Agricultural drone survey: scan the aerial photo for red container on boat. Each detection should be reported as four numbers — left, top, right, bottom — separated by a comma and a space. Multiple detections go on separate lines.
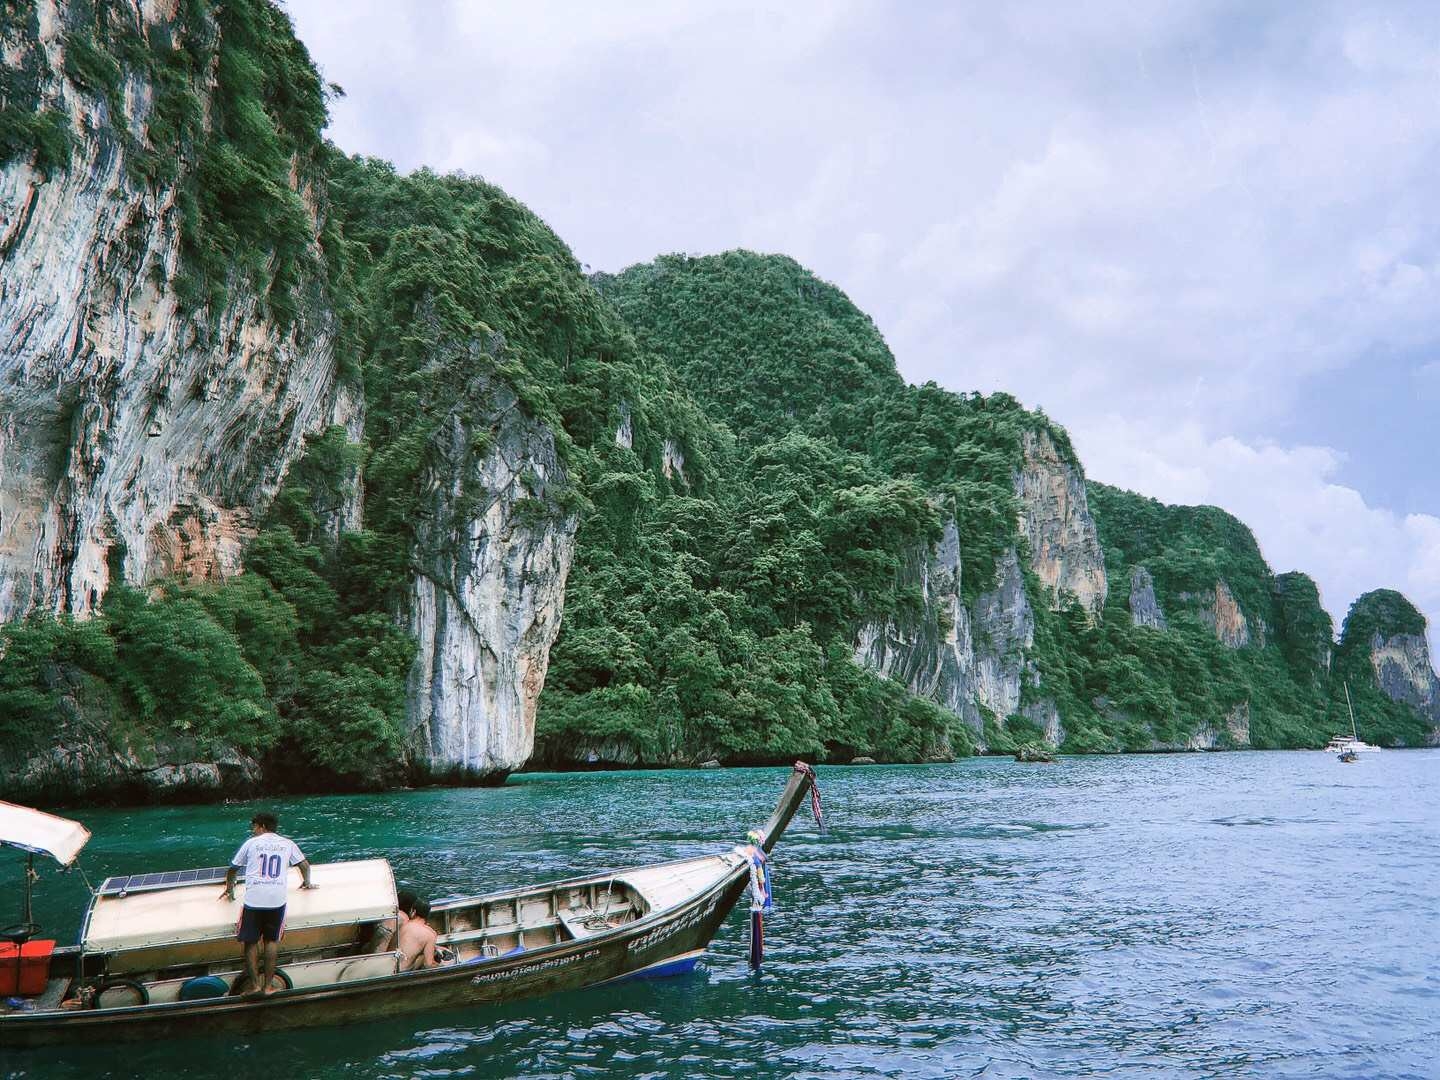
0, 939, 56, 996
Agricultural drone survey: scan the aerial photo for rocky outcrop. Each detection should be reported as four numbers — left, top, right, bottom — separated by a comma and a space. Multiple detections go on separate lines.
0, 1, 347, 621
9, 738, 262, 805
1333, 591, 1440, 745
1015, 429, 1107, 618
405, 373, 579, 782
972, 547, 1037, 721
661, 438, 687, 484
1020, 699, 1064, 746
1186, 580, 1252, 648
854, 528, 1042, 752
1182, 701, 1252, 750
853, 518, 982, 746
0, 676, 262, 805
614, 403, 634, 450
1368, 632, 1440, 740
1128, 566, 1167, 629
1224, 701, 1252, 746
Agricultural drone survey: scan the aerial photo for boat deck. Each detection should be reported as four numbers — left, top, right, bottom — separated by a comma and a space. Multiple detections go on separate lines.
621, 854, 743, 910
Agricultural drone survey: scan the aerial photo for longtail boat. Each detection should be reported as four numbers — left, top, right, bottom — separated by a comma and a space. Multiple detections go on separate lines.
0, 763, 823, 1048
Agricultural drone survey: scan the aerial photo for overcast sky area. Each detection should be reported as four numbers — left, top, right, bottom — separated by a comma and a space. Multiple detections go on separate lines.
286, 0, 1440, 643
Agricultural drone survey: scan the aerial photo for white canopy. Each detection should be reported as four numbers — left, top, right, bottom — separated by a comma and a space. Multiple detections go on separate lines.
83, 858, 396, 954
0, 800, 91, 866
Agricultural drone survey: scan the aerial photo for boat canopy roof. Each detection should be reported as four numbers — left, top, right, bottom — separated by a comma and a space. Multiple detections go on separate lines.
83, 858, 397, 955
0, 801, 91, 866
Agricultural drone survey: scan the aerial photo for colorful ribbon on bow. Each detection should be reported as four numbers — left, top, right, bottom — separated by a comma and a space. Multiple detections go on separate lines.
794, 761, 825, 832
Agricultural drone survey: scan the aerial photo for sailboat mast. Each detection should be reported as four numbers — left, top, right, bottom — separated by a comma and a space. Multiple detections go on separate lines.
1344, 681, 1358, 740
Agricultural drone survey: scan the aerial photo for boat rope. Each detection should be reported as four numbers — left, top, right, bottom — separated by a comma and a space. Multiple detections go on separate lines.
794, 761, 825, 832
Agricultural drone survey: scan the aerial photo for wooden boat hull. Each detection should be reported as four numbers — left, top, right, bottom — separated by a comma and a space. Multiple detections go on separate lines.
1, 763, 819, 1049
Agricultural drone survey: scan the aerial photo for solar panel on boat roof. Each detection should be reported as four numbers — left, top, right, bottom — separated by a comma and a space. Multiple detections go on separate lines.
97, 866, 230, 896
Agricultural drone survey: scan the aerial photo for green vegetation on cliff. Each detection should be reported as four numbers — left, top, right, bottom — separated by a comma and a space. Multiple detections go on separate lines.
596, 252, 904, 442
1054, 484, 1334, 750
598, 252, 1070, 601
538, 430, 963, 765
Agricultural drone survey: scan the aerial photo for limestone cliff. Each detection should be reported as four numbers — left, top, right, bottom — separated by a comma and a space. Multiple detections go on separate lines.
0, 0, 348, 620
403, 371, 578, 782
853, 524, 1042, 752
1179, 702, 1252, 751
853, 517, 981, 746
1366, 631, 1439, 732
0, 2, 588, 799
1016, 429, 1107, 617
971, 547, 1038, 723
1181, 580, 1253, 648
1128, 566, 1166, 629
1272, 571, 1332, 681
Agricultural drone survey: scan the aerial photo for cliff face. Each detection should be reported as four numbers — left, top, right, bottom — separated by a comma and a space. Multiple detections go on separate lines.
850, 426, 1107, 752
0, 3, 588, 799
1367, 631, 1439, 733
853, 517, 981, 746
405, 373, 578, 781
1128, 566, 1167, 629
0, 0, 347, 621
1189, 580, 1253, 649
853, 523, 1045, 751
1016, 429, 1107, 618
971, 547, 1038, 723
1272, 571, 1332, 681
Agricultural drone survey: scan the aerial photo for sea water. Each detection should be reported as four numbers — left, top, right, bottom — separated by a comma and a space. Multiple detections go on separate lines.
3, 751, 1437, 1078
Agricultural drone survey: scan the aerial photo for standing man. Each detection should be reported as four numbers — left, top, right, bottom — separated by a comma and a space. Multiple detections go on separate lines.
221, 812, 315, 996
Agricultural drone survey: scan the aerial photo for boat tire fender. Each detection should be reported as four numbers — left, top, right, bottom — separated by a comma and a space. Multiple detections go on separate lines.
95, 978, 149, 1009
178, 975, 230, 1002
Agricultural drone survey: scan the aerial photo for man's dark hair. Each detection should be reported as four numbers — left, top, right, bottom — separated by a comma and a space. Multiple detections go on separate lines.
414, 899, 432, 920
397, 889, 418, 916
251, 812, 278, 832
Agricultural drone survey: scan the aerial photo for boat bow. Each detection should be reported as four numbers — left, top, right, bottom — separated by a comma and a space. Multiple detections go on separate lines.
758, 762, 824, 853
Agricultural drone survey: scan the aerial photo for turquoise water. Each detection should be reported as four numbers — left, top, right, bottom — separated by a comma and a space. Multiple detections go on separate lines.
3, 751, 1439, 1078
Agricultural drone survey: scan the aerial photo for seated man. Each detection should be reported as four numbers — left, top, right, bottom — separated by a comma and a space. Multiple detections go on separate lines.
397, 899, 439, 971
369, 890, 418, 953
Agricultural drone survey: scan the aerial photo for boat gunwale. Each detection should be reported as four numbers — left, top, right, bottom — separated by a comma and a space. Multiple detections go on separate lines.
429, 849, 742, 911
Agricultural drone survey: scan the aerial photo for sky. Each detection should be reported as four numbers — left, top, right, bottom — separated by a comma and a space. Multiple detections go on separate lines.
284, 0, 1440, 643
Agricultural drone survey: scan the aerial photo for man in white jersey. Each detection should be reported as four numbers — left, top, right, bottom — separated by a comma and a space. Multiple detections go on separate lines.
220, 812, 315, 996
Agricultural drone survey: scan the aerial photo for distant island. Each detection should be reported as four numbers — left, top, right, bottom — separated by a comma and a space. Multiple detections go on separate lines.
2, 0, 1436, 805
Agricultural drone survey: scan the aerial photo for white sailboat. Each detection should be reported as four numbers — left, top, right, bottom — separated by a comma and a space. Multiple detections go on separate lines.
1325, 682, 1380, 755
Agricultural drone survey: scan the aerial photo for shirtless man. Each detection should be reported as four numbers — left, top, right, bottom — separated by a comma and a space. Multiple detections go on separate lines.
397, 899, 438, 971
369, 889, 418, 953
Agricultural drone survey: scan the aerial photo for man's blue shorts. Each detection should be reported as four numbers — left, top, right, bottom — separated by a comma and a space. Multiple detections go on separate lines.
236, 904, 286, 944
